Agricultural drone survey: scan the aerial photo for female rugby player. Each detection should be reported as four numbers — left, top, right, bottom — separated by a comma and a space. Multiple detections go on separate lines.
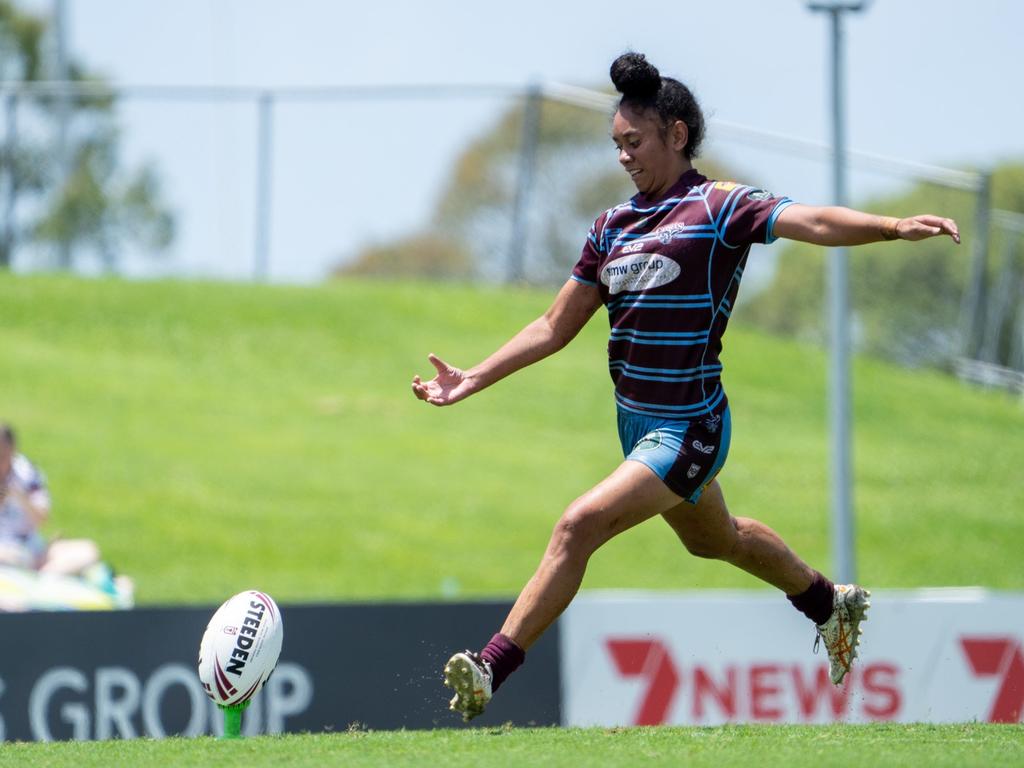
412, 51, 960, 722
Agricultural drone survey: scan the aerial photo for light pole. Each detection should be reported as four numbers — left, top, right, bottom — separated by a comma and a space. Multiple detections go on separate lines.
807, 0, 868, 584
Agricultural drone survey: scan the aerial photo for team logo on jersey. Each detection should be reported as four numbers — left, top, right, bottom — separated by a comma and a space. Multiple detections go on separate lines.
686, 463, 701, 479
654, 222, 687, 245
600, 253, 681, 295
746, 188, 774, 201
714, 181, 739, 192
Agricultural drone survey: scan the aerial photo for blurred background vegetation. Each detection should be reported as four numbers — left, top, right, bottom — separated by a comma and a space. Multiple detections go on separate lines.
0, 0, 1021, 605
0, 0, 173, 273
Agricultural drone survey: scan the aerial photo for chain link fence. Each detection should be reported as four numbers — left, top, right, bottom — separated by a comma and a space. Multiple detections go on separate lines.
1, 80, 1021, 388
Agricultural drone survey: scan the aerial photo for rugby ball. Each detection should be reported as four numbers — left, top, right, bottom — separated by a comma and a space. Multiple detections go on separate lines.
198, 590, 283, 707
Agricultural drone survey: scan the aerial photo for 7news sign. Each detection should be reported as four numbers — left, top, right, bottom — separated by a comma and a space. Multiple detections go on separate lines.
603, 638, 899, 724
561, 590, 1024, 725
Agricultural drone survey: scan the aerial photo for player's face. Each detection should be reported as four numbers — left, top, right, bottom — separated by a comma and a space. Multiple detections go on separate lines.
612, 105, 689, 198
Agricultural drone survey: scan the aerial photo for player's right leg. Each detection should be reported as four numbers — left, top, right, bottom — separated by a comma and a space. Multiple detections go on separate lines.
662, 480, 817, 594
661, 480, 869, 685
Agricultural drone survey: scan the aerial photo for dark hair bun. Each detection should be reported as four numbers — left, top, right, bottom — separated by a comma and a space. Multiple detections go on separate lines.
609, 51, 706, 160
610, 52, 661, 99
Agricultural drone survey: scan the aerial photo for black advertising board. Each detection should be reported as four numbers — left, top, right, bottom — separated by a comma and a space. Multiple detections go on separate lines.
0, 601, 560, 741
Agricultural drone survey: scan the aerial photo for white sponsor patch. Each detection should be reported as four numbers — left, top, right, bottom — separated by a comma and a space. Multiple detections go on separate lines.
600, 253, 680, 295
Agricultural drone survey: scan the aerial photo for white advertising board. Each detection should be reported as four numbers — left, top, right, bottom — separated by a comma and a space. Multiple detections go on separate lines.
561, 589, 1024, 725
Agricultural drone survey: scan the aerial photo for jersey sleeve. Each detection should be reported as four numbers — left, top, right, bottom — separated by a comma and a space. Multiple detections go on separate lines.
718, 185, 795, 246
571, 213, 606, 286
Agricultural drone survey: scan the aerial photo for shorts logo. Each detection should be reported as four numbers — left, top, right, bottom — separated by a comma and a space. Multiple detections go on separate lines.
692, 441, 715, 455
686, 463, 701, 479
635, 431, 663, 451
702, 414, 721, 434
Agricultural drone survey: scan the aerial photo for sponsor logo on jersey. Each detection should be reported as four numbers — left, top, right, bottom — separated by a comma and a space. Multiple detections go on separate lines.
687, 463, 701, 479
601, 253, 681, 294
692, 441, 715, 455
702, 414, 721, 434
714, 181, 739, 192
746, 188, 774, 201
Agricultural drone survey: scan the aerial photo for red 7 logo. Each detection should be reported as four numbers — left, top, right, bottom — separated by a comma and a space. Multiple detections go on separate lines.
606, 638, 680, 725
960, 636, 1024, 723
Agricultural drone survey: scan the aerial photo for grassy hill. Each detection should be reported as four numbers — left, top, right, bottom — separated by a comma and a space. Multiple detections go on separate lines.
0, 274, 1020, 604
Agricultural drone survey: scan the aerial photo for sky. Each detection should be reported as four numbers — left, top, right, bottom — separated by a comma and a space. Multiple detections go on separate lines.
14, 0, 1024, 282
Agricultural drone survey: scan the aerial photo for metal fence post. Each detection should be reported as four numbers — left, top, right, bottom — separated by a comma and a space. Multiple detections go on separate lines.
253, 91, 274, 282
980, 233, 1018, 363
1, 92, 19, 269
960, 170, 992, 359
1012, 278, 1024, 372
507, 84, 542, 283
54, 0, 73, 270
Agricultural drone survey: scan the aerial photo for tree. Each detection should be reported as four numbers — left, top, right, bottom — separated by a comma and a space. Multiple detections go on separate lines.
337, 95, 734, 283
742, 163, 1024, 369
330, 232, 471, 281
0, 0, 173, 270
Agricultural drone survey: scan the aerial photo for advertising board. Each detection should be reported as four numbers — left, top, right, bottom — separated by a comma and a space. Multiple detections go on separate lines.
561, 589, 1023, 725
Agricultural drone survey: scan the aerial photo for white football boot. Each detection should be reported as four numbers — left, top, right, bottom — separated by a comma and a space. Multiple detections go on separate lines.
443, 650, 493, 722
815, 584, 871, 685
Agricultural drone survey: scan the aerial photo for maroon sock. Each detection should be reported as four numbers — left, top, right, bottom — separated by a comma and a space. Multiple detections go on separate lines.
480, 633, 525, 693
787, 571, 835, 625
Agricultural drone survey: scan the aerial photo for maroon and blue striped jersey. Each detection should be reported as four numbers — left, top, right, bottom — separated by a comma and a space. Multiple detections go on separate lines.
572, 168, 794, 419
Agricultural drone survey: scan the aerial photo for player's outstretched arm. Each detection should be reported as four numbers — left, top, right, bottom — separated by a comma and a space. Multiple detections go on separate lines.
773, 204, 960, 247
411, 279, 602, 407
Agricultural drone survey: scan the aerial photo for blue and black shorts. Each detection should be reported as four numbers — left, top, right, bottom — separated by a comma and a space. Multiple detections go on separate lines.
617, 400, 731, 503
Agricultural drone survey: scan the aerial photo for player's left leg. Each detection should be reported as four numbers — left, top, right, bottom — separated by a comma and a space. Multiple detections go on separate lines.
662, 480, 869, 684
445, 459, 684, 721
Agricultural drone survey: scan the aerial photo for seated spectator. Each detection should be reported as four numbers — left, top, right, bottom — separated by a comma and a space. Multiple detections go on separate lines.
0, 423, 132, 604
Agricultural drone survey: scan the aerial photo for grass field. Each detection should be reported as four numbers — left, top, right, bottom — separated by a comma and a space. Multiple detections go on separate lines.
0, 274, 1021, 603
0, 725, 1020, 768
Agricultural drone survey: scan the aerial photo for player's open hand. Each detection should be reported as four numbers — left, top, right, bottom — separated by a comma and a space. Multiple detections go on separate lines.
412, 354, 475, 406
897, 215, 960, 244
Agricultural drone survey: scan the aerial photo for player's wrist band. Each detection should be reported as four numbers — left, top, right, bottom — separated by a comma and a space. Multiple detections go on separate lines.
880, 217, 901, 241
